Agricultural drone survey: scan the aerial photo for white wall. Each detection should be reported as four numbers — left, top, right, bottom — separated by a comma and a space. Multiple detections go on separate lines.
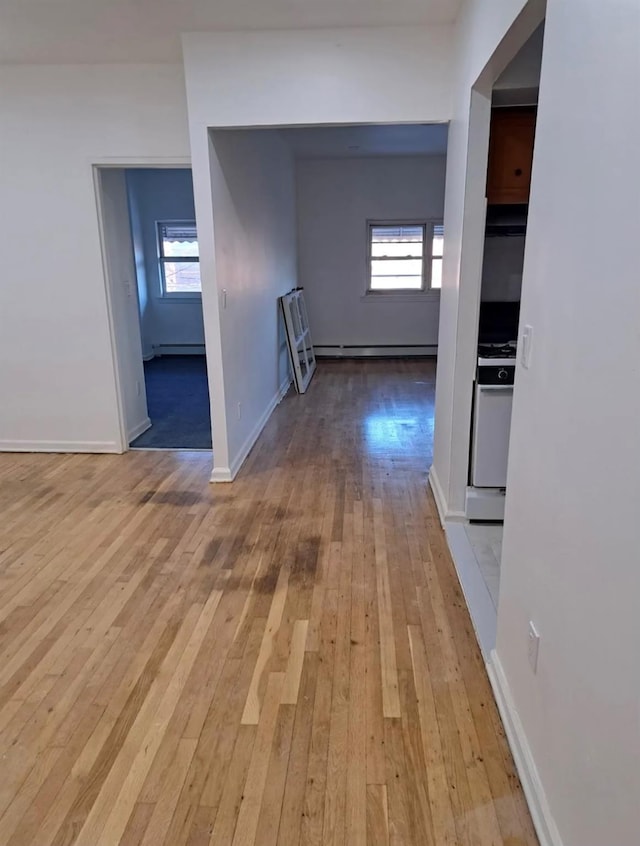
430, 0, 544, 517
97, 169, 149, 442
182, 25, 455, 478
0, 64, 190, 452
182, 27, 454, 128
295, 155, 445, 350
209, 129, 297, 474
495, 1, 640, 843
126, 168, 205, 356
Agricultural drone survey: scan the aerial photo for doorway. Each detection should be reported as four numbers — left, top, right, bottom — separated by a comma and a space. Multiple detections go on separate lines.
95, 165, 212, 452
466, 21, 544, 611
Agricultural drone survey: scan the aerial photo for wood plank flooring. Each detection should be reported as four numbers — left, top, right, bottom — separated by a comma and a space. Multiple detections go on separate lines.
0, 359, 538, 845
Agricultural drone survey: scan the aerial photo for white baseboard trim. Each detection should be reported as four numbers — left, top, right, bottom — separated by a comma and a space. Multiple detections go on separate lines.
127, 416, 151, 443
0, 439, 122, 454
153, 344, 206, 356
428, 465, 447, 526
487, 652, 564, 846
315, 344, 437, 358
428, 465, 466, 525
210, 376, 292, 484
210, 466, 233, 483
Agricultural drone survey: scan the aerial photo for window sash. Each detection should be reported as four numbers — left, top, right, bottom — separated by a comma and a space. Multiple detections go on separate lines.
367, 221, 443, 293
157, 220, 201, 296
367, 222, 426, 292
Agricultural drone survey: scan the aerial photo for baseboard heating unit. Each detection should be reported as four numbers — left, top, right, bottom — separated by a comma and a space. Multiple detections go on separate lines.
314, 345, 437, 358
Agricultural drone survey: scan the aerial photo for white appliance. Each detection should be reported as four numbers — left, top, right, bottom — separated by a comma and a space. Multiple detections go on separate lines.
466, 353, 515, 521
471, 357, 514, 486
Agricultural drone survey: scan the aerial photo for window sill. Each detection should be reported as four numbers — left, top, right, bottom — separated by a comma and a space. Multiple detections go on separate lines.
360, 290, 441, 303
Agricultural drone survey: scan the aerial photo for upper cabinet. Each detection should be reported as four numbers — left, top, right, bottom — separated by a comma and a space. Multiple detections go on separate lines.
486, 107, 537, 205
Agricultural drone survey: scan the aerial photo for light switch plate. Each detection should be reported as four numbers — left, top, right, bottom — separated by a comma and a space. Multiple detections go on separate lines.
528, 621, 540, 673
522, 324, 533, 369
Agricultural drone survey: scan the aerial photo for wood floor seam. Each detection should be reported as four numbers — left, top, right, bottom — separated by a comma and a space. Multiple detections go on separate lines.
0, 360, 538, 846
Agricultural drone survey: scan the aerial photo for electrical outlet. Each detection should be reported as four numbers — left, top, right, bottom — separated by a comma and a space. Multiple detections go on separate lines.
528, 621, 540, 673
222, 289, 227, 309
136, 381, 141, 396
521, 324, 533, 369
237, 402, 242, 420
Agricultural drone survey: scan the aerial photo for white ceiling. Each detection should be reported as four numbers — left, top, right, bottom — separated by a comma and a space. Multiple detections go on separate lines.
280, 123, 449, 158
0, 0, 463, 64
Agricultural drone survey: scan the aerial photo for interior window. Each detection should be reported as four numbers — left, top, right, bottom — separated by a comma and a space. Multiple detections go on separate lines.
158, 222, 201, 296
368, 222, 443, 292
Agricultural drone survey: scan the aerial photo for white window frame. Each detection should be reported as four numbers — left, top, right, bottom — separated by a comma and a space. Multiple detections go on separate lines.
157, 220, 201, 300
365, 219, 443, 299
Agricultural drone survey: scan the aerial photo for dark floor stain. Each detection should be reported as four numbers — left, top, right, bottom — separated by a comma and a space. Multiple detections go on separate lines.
251, 567, 280, 596
139, 490, 204, 507
292, 535, 321, 582
202, 538, 223, 563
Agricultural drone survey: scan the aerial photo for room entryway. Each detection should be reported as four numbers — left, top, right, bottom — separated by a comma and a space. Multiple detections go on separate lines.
95, 164, 213, 454
130, 355, 212, 449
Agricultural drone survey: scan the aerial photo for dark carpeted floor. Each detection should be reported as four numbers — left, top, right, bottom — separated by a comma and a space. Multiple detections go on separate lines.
130, 355, 212, 450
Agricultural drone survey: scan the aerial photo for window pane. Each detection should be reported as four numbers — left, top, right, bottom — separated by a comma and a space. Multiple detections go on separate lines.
371, 258, 423, 278
370, 275, 423, 291
432, 224, 444, 258
163, 261, 202, 294
369, 224, 425, 291
371, 241, 423, 258
160, 223, 199, 258
431, 257, 443, 289
371, 224, 423, 242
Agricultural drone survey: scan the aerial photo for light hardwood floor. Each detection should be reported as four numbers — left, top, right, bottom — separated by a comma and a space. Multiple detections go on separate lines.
0, 360, 538, 845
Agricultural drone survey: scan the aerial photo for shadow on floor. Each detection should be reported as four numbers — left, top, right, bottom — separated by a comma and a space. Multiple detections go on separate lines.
130, 355, 212, 450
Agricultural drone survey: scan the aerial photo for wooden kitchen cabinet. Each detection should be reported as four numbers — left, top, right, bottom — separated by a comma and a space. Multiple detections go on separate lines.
486, 107, 537, 204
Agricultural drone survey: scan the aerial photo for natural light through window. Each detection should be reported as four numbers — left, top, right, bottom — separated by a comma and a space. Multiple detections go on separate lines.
158, 222, 201, 296
431, 223, 444, 289
369, 224, 424, 291
368, 222, 443, 292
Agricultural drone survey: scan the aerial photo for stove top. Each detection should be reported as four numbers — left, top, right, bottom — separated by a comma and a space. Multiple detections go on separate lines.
477, 342, 517, 359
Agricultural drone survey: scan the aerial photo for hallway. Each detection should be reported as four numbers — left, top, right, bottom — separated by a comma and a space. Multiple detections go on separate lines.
0, 360, 537, 845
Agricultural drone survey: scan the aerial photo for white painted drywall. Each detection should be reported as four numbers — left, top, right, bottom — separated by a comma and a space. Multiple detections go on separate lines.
127, 177, 153, 361
126, 168, 205, 355
97, 169, 149, 442
431, 0, 544, 516
208, 129, 297, 473
295, 155, 446, 348
496, 1, 640, 843
182, 27, 454, 129
0, 64, 190, 451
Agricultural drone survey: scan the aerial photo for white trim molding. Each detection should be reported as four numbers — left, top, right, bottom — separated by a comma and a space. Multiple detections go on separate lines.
210, 375, 292, 484
429, 465, 466, 524
152, 344, 207, 356
488, 652, 565, 846
127, 416, 152, 444
210, 466, 233, 483
0, 440, 123, 454
428, 465, 448, 526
